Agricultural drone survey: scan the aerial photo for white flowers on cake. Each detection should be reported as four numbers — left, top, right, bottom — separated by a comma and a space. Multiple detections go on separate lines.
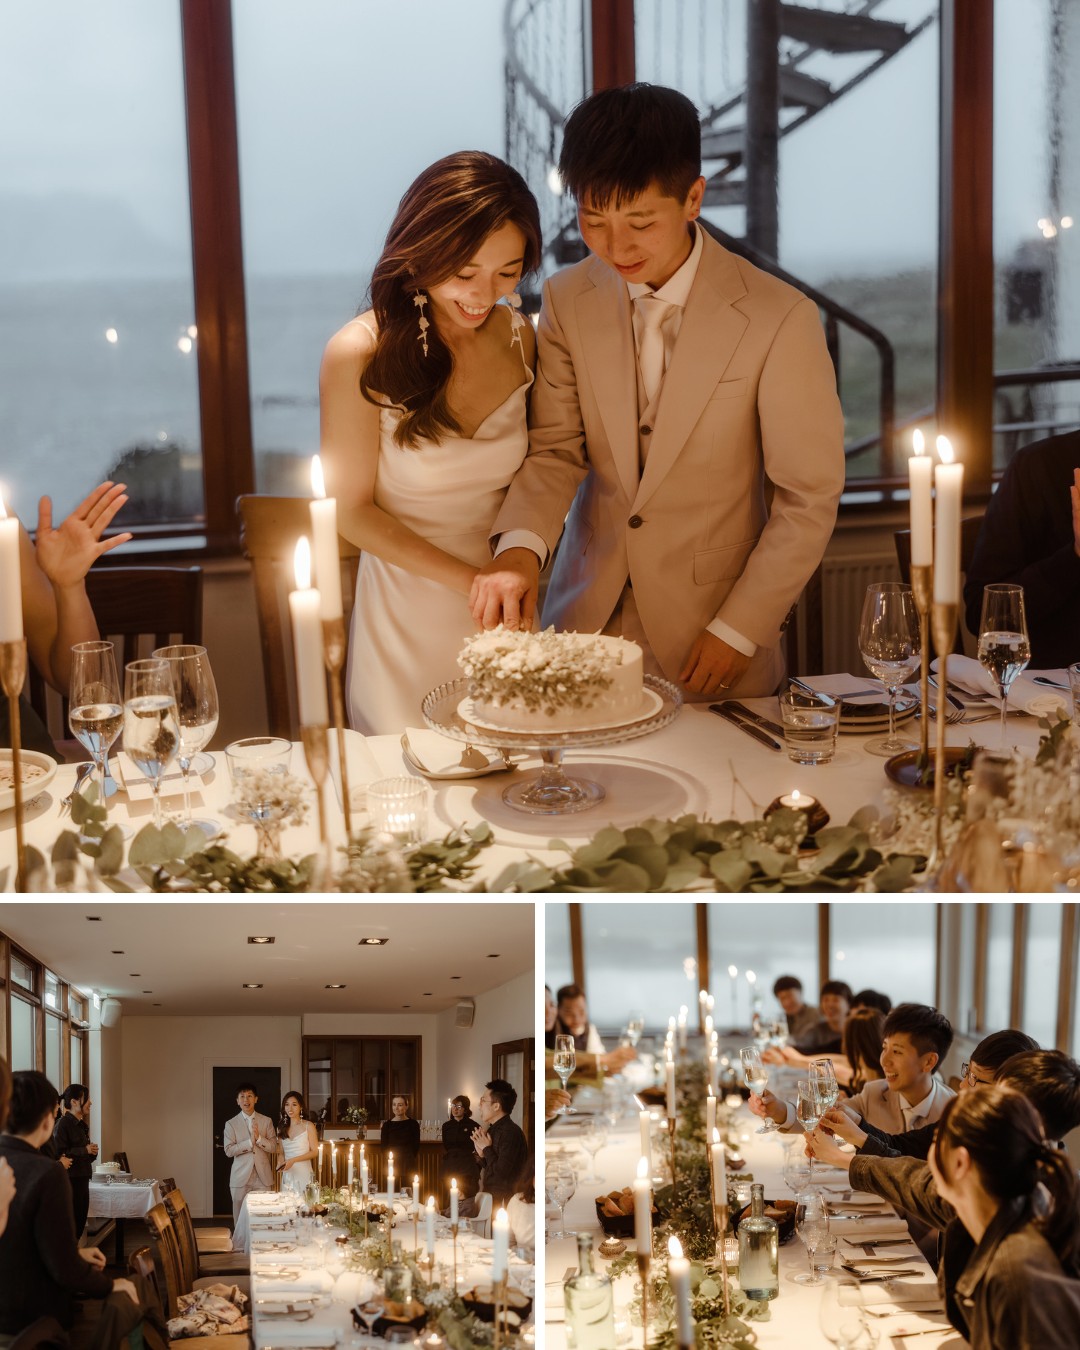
459, 625, 616, 715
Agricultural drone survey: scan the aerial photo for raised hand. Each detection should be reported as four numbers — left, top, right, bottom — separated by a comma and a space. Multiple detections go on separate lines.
820, 1106, 867, 1148
34, 482, 133, 589
470, 1124, 492, 1154
803, 1126, 851, 1171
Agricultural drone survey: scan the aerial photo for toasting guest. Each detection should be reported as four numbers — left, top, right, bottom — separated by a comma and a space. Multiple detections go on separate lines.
441, 1095, 480, 1200
52, 1083, 98, 1241
471, 1079, 528, 1209
381, 1095, 421, 1182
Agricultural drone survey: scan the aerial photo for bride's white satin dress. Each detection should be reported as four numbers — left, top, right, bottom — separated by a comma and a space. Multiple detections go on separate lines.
347, 314, 533, 735
280, 1130, 314, 1195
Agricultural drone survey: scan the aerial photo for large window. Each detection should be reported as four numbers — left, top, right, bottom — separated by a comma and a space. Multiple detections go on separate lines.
580, 904, 699, 1032
707, 903, 818, 1026
0, 1, 201, 528
830, 903, 936, 1008
303, 1035, 421, 1127
984, 902, 1015, 1034
1022, 903, 1061, 1050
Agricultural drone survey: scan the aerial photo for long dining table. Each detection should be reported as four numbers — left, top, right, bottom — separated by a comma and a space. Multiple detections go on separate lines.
3, 695, 1048, 890
544, 1066, 967, 1350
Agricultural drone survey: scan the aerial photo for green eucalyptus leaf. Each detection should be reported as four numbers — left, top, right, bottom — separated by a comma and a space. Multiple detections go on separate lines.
70, 791, 91, 826
95, 828, 125, 876
612, 843, 670, 887
51, 831, 81, 863
128, 824, 171, 866
709, 852, 753, 892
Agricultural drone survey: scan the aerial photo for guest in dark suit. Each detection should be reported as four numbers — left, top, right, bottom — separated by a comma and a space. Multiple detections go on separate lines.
964, 429, 1080, 668
381, 1095, 421, 1184
53, 1083, 98, 1241
441, 1095, 480, 1200
0, 1058, 13, 1240
471, 1079, 529, 1209
0, 1071, 137, 1336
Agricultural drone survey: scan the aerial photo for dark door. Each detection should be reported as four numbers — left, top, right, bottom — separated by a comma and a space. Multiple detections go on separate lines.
212, 1066, 281, 1217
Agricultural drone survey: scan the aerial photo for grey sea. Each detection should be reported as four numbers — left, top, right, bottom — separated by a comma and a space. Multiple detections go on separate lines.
0, 273, 369, 523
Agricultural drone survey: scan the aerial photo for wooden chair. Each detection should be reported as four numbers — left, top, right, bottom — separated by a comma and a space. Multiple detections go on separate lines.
113, 1150, 131, 1173
131, 1243, 246, 1350
236, 495, 361, 739
27, 567, 203, 743
163, 1187, 247, 1278
894, 517, 984, 653
468, 1190, 493, 1239
8, 1319, 67, 1350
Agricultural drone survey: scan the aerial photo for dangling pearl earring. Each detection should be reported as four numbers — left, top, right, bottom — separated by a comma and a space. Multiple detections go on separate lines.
506, 290, 525, 351
413, 291, 430, 357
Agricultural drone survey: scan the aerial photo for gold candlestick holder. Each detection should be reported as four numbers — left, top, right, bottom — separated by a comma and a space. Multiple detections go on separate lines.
413, 1206, 419, 1255
930, 601, 959, 865
636, 1251, 651, 1343
417, 1251, 436, 1287
713, 1202, 731, 1319
910, 562, 933, 767
321, 615, 352, 838
492, 1274, 509, 1350
301, 722, 331, 881
1, 639, 28, 892
451, 1221, 459, 1291
667, 1117, 677, 1195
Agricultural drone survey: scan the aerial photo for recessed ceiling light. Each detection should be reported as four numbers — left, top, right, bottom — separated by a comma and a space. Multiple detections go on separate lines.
243, 983, 263, 989
111, 950, 124, 955
486, 954, 500, 958
423, 993, 433, 996
248, 936, 275, 945
142, 990, 152, 994
325, 983, 346, 990
402, 1004, 411, 1008
129, 973, 141, 977
359, 937, 388, 946
86, 916, 101, 922
152, 1003, 162, 1007
450, 975, 461, 980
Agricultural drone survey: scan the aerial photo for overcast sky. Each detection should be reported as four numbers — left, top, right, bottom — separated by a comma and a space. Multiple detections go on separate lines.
0, 0, 1058, 285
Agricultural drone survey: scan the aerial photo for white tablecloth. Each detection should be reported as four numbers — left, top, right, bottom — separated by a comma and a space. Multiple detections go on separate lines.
87, 1178, 162, 1219
544, 1076, 964, 1349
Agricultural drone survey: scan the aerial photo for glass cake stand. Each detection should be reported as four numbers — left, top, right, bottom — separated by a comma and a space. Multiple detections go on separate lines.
421, 675, 683, 814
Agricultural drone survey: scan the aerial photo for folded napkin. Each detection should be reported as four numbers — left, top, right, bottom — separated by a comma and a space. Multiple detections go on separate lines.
328, 728, 383, 811
840, 1239, 920, 1259
828, 1215, 911, 1239
932, 657, 1069, 717
114, 752, 211, 802
840, 1271, 941, 1307
404, 726, 504, 776
255, 1269, 334, 1296
246, 1324, 337, 1348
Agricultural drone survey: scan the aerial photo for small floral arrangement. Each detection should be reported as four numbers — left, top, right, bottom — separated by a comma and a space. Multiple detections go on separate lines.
232, 767, 309, 826
459, 625, 615, 715
344, 1105, 368, 1130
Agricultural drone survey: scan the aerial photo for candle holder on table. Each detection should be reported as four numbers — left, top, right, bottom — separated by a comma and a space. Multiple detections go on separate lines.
930, 602, 958, 866
300, 721, 331, 878
713, 1201, 732, 1319
492, 1275, 509, 1350
321, 615, 352, 838
667, 1117, 677, 1195
450, 1221, 459, 1292
910, 562, 933, 767
636, 1251, 651, 1344
1, 639, 28, 891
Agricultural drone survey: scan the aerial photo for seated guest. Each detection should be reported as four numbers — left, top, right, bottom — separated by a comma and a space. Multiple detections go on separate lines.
826, 1028, 1040, 1161
0, 1071, 139, 1338
995, 1049, 1080, 1147
381, 1095, 421, 1182
53, 1083, 98, 1242
838, 1006, 887, 1092
471, 1079, 528, 1209
0, 1059, 12, 1240
851, 988, 892, 1016
544, 985, 558, 1050
4, 482, 131, 760
964, 429, 1080, 668
809, 1087, 1080, 1350
771, 975, 819, 1040
506, 1154, 535, 1253
552, 984, 636, 1075
764, 980, 852, 1064
441, 1095, 480, 1200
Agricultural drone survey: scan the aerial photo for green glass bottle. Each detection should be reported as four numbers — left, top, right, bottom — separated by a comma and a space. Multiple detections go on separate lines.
738, 1182, 779, 1300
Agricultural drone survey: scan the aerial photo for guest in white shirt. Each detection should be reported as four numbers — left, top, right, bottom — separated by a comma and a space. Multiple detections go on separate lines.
223, 1082, 277, 1239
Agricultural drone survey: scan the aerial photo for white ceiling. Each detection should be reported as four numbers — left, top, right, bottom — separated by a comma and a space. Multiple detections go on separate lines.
1, 902, 534, 1017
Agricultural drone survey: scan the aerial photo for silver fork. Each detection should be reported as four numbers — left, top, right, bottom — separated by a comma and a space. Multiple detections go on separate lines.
59, 762, 95, 815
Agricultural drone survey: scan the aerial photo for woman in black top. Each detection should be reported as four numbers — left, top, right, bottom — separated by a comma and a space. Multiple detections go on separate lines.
0, 1071, 137, 1334
380, 1095, 421, 1184
441, 1095, 481, 1200
53, 1082, 98, 1240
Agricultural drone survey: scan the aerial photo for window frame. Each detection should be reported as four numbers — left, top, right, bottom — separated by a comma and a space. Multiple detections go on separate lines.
301, 1034, 423, 1129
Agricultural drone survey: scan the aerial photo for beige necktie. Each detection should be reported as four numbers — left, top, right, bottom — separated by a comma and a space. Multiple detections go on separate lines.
635, 294, 669, 407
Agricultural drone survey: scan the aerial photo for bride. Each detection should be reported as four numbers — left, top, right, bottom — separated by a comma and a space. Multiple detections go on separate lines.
320, 151, 542, 734
277, 1091, 318, 1195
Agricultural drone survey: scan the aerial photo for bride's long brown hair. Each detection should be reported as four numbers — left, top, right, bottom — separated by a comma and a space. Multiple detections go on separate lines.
360, 151, 542, 448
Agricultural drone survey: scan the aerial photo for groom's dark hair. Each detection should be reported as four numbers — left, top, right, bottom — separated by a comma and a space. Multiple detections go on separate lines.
558, 83, 701, 209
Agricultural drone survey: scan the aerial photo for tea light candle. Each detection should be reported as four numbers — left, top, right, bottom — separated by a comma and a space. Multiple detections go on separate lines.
665, 1056, 676, 1119
425, 1196, 436, 1255
638, 1110, 652, 1173
450, 1177, 459, 1224
387, 1151, 395, 1195
908, 429, 934, 567
289, 537, 329, 724
0, 493, 22, 643
779, 788, 814, 810
668, 1236, 693, 1348
934, 435, 964, 604
413, 1175, 420, 1209
492, 1207, 509, 1281
633, 1156, 652, 1256
309, 454, 343, 620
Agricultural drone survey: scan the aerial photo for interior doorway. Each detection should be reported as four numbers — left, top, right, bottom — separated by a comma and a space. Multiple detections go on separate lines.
211, 1065, 282, 1217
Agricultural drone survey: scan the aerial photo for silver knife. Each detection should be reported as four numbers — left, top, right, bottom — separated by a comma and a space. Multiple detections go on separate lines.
709, 704, 782, 751
723, 700, 786, 737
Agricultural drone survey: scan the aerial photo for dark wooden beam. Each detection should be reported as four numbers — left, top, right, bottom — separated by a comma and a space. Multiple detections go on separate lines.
181, 0, 254, 550
973, 903, 989, 1030
817, 904, 830, 992
569, 904, 586, 992
590, 0, 635, 91
746, 0, 781, 259
1009, 904, 1027, 1030
696, 904, 710, 1031
1056, 906, 1077, 1052
938, 0, 994, 493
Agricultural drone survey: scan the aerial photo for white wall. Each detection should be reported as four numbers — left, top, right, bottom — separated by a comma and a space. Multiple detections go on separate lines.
434, 970, 534, 1129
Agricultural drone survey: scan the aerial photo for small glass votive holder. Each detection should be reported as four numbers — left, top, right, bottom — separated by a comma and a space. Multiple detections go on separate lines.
1069, 663, 1080, 725
778, 689, 840, 765
366, 776, 429, 845
224, 736, 292, 805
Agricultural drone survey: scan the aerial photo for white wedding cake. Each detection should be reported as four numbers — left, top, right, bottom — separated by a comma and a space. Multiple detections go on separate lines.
458, 626, 644, 730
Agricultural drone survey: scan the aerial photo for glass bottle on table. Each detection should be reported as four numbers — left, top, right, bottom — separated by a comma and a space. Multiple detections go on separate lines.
977, 583, 1031, 747
68, 640, 125, 833
740, 1047, 775, 1134
564, 1231, 615, 1349
858, 580, 920, 756
553, 1033, 577, 1114
737, 1182, 779, 1301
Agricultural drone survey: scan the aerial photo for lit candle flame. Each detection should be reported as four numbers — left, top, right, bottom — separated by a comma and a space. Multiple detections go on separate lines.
0, 490, 7, 521
713, 1127, 721, 1144
791, 789, 801, 804
293, 536, 312, 589
746, 969, 757, 985
936, 435, 955, 465
912, 428, 925, 457
311, 454, 327, 499
668, 1235, 683, 1258
707, 1082, 714, 1098
728, 964, 738, 979
637, 1156, 649, 1179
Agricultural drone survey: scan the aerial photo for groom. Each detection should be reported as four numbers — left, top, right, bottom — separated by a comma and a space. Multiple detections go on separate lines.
471, 84, 845, 697
223, 1082, 276, 1243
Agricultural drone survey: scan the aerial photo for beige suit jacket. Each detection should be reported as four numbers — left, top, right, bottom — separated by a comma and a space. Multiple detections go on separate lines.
492, 231, 846, 692
223, 1110, 277, 1191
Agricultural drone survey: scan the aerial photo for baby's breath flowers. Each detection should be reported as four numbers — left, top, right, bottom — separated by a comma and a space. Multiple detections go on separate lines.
459, 625, 616, 715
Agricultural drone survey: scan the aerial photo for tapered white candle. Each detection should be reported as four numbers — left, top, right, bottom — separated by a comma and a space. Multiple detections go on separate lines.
309, 455, 343, 620
909, 429, 934, 567
317, 1141, 324, 1182
933, 436, 964, 604
710, 1128, 727, 1211
633, 1156, 652, 1257
289, 537, 329, 724
708, 1048, 719, 1096
665, 1056, 676, 1119
638, 1110, 652, 1173
331, 1141, 337, 1188
704, 1014, 714, 1040
0, 493, 22, 643
677, 1006, 688, 1052
450, 1177, 459, 1224
360, 1154, 369, 1194
425, 1196, 436, 1255
413, 1174, 420, 1209
348, 1144, 355, 1187
668, 1236, 694, 1347
387, 1151, 395, 1195
706, 1086, 716, 1141
492, 1207, 509, 1281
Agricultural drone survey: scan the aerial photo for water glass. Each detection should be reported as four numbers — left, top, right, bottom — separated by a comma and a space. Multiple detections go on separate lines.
366, 776, 429, 844
226, 736, 294, 857
778, 689, 840, 764
977, 583, 1030, 746
122, 658, 180, 828
811, 1233, 838, 1279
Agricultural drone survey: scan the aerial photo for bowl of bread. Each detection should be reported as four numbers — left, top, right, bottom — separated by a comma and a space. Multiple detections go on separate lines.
735, 1197, 797, 1243
595, 1186, 662, 1237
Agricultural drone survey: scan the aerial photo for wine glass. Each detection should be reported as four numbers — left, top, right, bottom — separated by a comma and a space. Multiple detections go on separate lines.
740, 1047, 775, 1134
858, 581, 921, 756
549, 1159, 577, 1240
796, 1079, 824, 1184
793, 1191, 830, 1285
783, 1148, 812, 1201
355, 1297, 382, 1344
152, 643, 220, 836
122, 658, 180, 828
820, 1277, 876, 1347
977, 583, 1031, 747
553, 1033, 577, 1113
626, 1012, 645, 1045
68, 641, 124, 832
810, 1060, 840, 1114
578, 1118, 608, 1182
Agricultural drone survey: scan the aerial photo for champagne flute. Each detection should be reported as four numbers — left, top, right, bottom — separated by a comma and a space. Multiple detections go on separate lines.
810, 1059, 840, 1113
796, 1079, 824, 1185
68, 641, 123, 830
626, 1011, 645, 1046
122, 658, 180, 828
578, 1118, 608, 1182
152, 643, 220, 835
740, 1047, 775, 1134
977, 583, 1031, 747
858, 581, 921, 756
553, 1033, 577, 1114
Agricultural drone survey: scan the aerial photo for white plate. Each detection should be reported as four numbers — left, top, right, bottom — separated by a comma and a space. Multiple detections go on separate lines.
0, 749, 58, 812
458, 686, 664, 735
838, 698, 918, 735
